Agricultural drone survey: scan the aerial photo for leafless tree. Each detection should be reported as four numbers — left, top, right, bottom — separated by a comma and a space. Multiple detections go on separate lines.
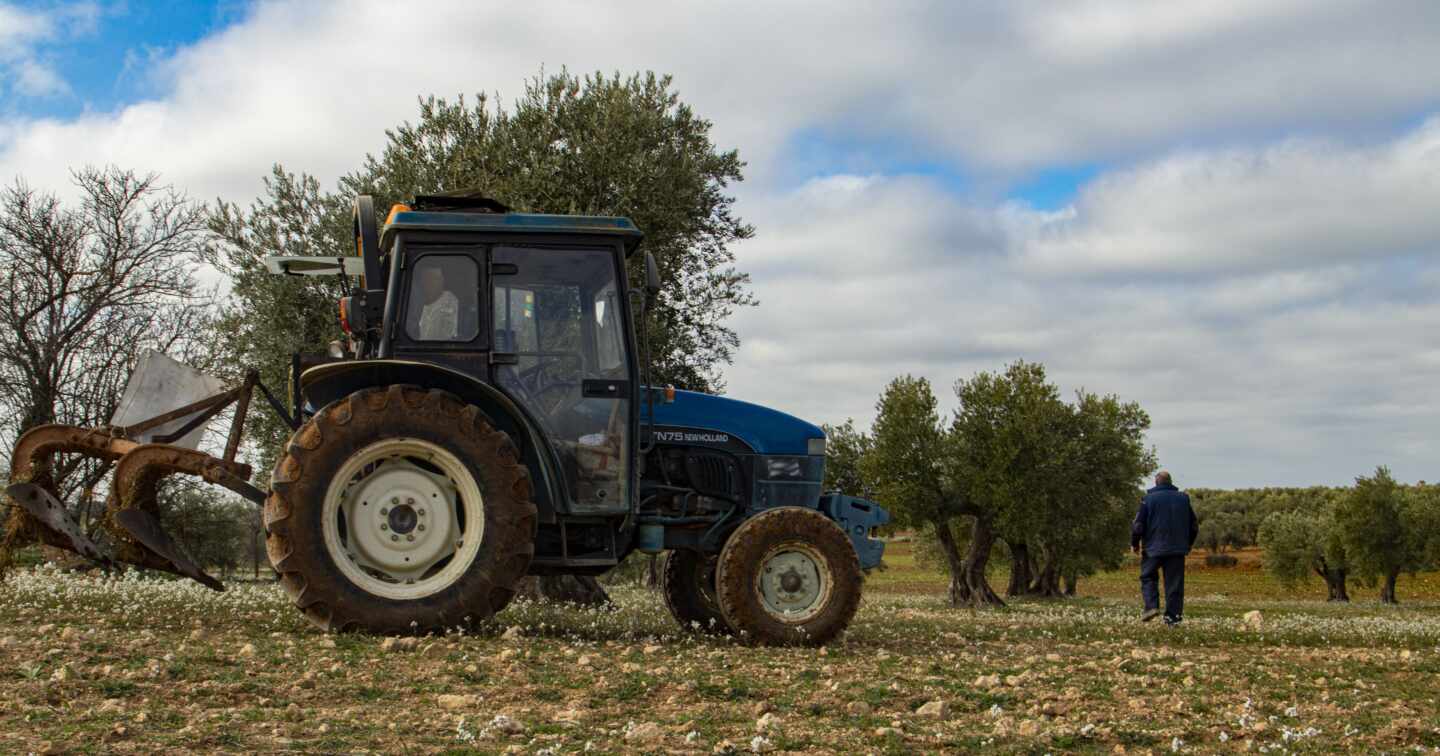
0, 167, 212, 519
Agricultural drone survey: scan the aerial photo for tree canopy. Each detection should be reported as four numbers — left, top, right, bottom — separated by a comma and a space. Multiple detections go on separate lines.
859, 362, 1154, 606
1334, 467, 1436, 603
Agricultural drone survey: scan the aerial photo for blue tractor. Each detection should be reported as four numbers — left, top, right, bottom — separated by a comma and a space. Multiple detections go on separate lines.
266, 195, 886, 643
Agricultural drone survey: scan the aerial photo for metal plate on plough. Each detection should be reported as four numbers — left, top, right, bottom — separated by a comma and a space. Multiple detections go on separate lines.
114, 509, 225, 592
4, 482, 113, 565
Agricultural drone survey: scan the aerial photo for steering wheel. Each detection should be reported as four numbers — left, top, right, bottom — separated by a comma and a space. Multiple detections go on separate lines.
517, 356, 581, 415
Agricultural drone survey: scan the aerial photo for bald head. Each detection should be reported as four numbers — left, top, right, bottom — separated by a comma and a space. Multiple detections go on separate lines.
1156, 470, 1172, 486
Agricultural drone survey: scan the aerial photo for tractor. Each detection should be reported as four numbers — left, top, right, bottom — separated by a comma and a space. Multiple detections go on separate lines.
2, 194, 888, 645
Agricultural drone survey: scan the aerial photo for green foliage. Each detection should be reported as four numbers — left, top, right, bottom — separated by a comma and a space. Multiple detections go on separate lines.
1258, 508, 1346, 586
1190, 486, 1348, 553
821, 418, 873, 496
948, 361, 1069, 538
1334, 468, 1414, 583
1040, 390, 1155, 581
860, 376, 955, 529
205, 168, 350, 470
857, 363, 1154, 599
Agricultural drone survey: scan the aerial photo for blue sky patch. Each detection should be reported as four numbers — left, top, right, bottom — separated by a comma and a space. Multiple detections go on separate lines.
1007, 163, 1100, 210
8, 1, 245, 119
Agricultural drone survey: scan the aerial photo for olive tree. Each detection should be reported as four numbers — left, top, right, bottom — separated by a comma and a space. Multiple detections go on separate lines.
861, 376, 994, 606
1258, 507, 1350, 601
1334, 467, 1431, 604
1031, 390, 1154, 596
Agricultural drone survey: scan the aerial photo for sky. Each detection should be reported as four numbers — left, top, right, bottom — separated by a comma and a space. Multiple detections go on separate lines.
3, 0, 1439, 488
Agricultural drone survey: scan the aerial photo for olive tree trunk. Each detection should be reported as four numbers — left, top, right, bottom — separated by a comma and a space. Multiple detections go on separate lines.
1379, 569, 1400, 604
1005, 541, 1032, 598
936, 516, 1004, 608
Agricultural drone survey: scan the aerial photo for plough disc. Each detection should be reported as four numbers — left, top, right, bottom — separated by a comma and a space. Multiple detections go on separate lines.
1, 355, 276, 590
115, 509, 223, 591
4, 482, 114, 566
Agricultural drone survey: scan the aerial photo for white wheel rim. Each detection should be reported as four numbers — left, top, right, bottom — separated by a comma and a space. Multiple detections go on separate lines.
322, 438, 484, 600
754, 542, 832, 624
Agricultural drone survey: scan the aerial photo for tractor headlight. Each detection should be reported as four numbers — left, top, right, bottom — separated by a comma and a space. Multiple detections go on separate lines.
765, 457, 804, 479
761, 456, 823, 481
807, 437, 826, 456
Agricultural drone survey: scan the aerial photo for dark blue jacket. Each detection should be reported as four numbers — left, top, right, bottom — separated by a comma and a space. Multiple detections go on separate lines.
1131, 484, 1197, 557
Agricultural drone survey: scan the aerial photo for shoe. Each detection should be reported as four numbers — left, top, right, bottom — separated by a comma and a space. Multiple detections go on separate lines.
1163, 616, 1182, 626
1141, 608, 1161, 622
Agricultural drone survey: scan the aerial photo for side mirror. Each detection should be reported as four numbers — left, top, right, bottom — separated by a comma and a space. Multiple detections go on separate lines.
644, 251, 662, 298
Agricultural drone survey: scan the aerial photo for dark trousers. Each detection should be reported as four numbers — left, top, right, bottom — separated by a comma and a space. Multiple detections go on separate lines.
1140, 554, 1185, 621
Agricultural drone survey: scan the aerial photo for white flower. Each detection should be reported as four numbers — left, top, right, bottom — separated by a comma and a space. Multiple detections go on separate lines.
988, 704, 1004, 718
1219, 732, 1229, 742
1171, 736, 1185, 752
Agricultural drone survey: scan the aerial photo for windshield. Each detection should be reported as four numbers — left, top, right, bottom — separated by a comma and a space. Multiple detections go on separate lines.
492, 246, 632, 513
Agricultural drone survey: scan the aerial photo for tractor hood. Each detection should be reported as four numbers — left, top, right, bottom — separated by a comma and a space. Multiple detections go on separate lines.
648, 389, 825, 455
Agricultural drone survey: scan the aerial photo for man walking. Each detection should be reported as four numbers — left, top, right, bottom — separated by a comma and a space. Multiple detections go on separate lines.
1132, 471, 1198, 625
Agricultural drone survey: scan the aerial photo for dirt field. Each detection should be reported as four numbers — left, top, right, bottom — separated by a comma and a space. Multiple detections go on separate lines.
1, 544, 1437, 754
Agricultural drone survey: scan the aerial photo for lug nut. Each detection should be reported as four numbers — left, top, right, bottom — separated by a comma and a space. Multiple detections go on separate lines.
407, 497, 415, 505
391, 497, 399, 505
406, 535, 415, 542
417, 509, 426, 517
417, 525, 426, 532
391, 534, 399, 542
380, 524, 388, 531
380, 507, 389, 516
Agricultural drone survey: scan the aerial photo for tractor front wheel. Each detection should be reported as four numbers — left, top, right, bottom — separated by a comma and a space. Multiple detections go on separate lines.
715, 507, 862, 646
662, 549, 731, 635
265, 385, 536, 634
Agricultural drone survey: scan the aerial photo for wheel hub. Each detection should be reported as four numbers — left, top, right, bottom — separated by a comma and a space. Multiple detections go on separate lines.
387, 504, 418, 535
757, 547, 828, 622
321, 437, 485, 600
342, 459, 457, 579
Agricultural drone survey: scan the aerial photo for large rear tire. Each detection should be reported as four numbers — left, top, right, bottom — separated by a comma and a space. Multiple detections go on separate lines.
662, 549, 731, 635
265, 385, 536, 633
715, 507, 862, 646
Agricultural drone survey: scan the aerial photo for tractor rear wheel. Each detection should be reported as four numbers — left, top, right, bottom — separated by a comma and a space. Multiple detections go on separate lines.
715, 507, 862, 646
661, 549, 731, 635
265, 385, 536, 633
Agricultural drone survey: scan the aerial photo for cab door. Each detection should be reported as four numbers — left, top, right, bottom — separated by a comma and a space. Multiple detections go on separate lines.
489, 245, 633, 514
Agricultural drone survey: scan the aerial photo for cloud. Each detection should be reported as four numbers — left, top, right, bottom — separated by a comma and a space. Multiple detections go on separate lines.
14, 59, 69, 97
1018, 118, 1440, 276
2, 1, 1440, 487
4, 0, 1440, 199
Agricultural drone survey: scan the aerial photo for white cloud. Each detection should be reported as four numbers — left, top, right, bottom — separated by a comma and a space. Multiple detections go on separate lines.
14, 59, 69, 97
4, 0, 1440, 197
1019, 118, 1440, 275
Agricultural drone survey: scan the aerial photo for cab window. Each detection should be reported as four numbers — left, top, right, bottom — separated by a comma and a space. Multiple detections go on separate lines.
405, 255, 480, 342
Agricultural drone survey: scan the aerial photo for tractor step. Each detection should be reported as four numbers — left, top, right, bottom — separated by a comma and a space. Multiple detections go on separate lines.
114, 509, 224, 592
5, 483, 114, 566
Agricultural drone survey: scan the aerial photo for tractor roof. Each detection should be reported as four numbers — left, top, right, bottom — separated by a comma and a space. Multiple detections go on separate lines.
380, 208, 645, 255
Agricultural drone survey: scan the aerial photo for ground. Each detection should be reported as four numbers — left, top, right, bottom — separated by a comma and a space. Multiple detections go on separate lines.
1, 545, 1437, 754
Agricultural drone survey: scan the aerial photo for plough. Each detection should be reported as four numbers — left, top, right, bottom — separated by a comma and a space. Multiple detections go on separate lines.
1, 360, 294, 591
